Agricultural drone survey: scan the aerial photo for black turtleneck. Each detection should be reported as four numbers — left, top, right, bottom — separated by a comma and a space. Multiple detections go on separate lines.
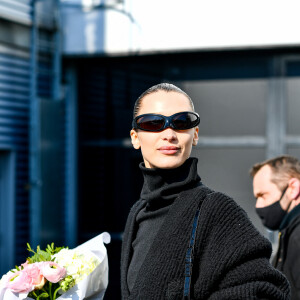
127, 157, 201, 292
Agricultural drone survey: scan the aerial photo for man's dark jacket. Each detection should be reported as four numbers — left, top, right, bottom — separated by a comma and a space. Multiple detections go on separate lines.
274, 205, 300, 300
121, 184, 290, 299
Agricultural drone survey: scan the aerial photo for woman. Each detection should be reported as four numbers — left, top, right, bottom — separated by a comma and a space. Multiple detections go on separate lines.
121, 83, 290, 299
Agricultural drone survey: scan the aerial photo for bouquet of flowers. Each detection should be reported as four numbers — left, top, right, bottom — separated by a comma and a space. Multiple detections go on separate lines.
0, 232, 110, 300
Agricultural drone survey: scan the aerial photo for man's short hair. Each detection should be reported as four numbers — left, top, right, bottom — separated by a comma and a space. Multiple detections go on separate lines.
250, 155, 300, 191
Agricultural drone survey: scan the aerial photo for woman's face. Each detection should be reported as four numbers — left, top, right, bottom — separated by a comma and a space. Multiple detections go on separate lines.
130, 90, 199, 169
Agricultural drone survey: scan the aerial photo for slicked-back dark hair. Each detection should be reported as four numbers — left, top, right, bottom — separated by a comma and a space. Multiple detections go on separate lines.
133, 83, 194, 119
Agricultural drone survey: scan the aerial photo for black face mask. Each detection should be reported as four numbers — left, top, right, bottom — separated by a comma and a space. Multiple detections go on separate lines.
255, 186, 288, 231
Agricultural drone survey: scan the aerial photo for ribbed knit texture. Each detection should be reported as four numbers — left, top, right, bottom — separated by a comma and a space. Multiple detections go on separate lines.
139, 157, 201, 207
127, 158, 200, 292
121, 164, 290, 299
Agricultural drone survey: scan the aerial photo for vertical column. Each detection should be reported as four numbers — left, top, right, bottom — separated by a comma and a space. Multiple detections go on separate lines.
65, 64, 78, 247
267, 57, 286, 158
266, 57, 287, 244
29, 0, 42, 248
53, 0, 61, 101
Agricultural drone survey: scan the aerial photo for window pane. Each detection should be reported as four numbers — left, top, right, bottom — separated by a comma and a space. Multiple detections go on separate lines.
176, 79, 267, 136
191, 147, 266, 234
287, 147, 300, 160
287, 78, 300, 135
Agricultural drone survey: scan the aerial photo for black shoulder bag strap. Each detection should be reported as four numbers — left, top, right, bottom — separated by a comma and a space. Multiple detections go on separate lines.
183, 203, 202, 300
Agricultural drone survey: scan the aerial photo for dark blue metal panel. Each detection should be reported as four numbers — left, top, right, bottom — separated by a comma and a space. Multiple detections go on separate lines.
64, 65, 78, 248
0, 52, 30, 266
0, 0, 62, 269
0, 151, 16, 275
37, 29, 55, 99
30, 0, 62, 249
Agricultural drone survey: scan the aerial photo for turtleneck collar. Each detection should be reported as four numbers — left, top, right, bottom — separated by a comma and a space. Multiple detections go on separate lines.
139, 157, 201, 208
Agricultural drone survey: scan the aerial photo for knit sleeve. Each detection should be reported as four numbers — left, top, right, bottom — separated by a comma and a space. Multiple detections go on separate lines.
193, 192, 290, 300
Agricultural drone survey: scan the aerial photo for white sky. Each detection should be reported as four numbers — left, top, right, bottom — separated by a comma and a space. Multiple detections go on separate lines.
126, 0, 300, 52
63, 0, 300, 54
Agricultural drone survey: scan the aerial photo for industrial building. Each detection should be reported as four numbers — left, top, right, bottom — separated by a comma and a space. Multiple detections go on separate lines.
1, 1, 300, 298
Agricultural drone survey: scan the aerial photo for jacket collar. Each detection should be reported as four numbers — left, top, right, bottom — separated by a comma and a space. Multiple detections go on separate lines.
279, 204, 300, 231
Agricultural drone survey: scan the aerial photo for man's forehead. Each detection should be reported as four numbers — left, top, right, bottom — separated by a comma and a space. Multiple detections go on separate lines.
253, 165, 273, 192
255, 165, 273, 180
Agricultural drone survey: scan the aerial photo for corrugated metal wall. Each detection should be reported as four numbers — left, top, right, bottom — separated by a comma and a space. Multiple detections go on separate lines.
31, 0, 66, 249
0, 51, 31, 267
0, 0, 32, 25
0, 0, 62, 271
0, 0, 32, 274
0, 0, 32, 270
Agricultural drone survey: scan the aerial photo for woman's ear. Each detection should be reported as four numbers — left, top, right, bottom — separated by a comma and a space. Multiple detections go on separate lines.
192, 127, 199, 146
130, 129, 141, 149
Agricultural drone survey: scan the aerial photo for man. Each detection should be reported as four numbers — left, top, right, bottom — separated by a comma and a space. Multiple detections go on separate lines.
251, 155, 300, 300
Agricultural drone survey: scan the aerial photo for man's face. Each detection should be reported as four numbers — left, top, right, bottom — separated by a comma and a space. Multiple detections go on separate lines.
253, 165, 283, 208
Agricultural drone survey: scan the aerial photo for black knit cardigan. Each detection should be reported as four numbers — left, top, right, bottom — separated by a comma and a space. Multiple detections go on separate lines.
121, 184, 290, 300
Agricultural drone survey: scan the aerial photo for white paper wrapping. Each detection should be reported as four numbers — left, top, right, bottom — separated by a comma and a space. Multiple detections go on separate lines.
0, 232, 110, 300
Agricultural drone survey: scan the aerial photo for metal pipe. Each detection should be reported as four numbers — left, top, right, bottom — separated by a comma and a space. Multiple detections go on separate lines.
29, 0, 41, 248
65, 64, 78, 247
53, 0, 61, 101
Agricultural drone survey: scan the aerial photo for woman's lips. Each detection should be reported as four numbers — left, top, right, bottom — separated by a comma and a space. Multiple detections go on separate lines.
158, 146, 180, 155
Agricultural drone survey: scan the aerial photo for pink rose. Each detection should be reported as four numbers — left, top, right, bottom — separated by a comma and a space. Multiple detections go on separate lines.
41, 262, 66, 283
23, 263, 46, 289
6, 270, 34, 294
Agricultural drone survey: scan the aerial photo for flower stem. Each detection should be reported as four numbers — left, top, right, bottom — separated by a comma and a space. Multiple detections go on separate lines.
49, 282, 52, 300
36, 293, 49, 300
32, 291, 38, 298
52, 286, 61, 300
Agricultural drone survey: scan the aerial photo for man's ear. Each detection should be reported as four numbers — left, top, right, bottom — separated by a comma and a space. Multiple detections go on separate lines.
192, 127, 199, 146
130, 129, 141, 149
288, 178, 300, 200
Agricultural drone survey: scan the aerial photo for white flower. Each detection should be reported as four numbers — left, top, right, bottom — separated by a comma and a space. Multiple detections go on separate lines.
0, 273, 10, 288
0, 270, 16, 288
52, 248, 100, 285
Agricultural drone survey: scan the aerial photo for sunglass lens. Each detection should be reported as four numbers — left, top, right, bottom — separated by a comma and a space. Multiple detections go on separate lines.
173, 112, 198, 129
137, 115, 165, 131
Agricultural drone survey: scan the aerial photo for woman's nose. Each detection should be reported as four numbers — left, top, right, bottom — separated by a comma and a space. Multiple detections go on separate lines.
162, 128, 177, 141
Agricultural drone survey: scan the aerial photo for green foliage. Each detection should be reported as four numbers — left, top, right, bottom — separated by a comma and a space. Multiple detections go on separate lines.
28, 281, 60, 300
45, 243, 67, 256
26, 243, 68, 263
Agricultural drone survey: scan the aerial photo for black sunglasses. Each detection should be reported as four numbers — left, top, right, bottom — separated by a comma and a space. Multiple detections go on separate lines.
132, 111, 200, 132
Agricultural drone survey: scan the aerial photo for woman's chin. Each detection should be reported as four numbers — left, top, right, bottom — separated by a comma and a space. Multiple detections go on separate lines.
146, 156, 187, 169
